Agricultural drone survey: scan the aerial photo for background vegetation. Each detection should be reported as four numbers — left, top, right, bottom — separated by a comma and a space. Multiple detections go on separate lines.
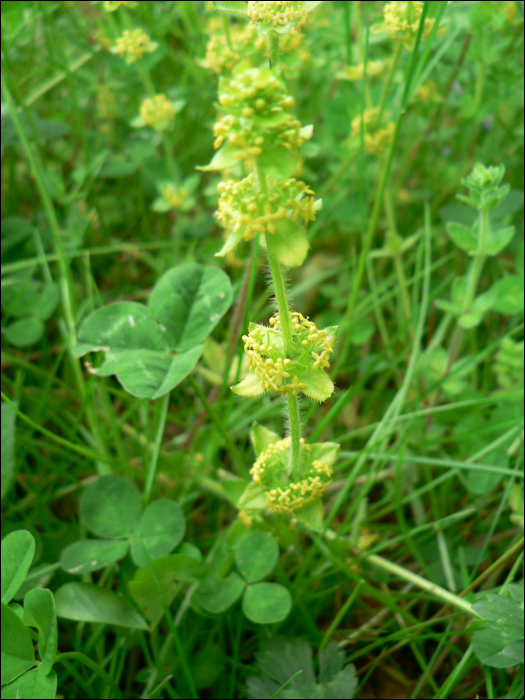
1, 2, 524, 699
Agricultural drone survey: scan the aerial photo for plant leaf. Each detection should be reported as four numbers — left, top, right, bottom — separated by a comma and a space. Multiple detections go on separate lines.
485, 225, 516, 256
1, 602, 36, 685
54, 582, 149, 629
23, 588, 57, 674
129, 554, 205, 624
195, 573, 245, 615
130, 499, 186, 567
60, 539, 129, 575
242, 583, 292, 624
266, 219, 310, 269
5, 317, 45, 347
1, 530, 35, 605
446, 222, 478, 254
80, 475, 142, 539
115, 345, 203, 399
235, 532, 279, 583
0, 667, 57, 700
212, 1, 249, 16
251, 423, 281, 458
149, 264, 233, 352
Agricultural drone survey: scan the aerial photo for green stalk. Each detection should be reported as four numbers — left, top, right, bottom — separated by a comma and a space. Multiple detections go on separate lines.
445, 207, 489, 374
143, 392, 170, 505
257, 162, 301, 475
269, 32, 280, 70
336, 3, 431, 372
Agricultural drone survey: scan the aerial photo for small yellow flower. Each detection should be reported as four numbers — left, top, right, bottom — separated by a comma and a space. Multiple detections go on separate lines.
103, 1, 138, 11
250, 438, 336, 513
233, 313, 337, 402
338, 60, 389, 82
111, 29, 158, 65
350, 109, 395, 154
139, 94, 177, 131
248, 1, 308, 35
382, 1, 435, 48
216, 175, 320, 244
414, 81, 443, 104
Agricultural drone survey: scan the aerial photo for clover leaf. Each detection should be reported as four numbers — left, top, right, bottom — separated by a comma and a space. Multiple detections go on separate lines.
73, 264, 232, 399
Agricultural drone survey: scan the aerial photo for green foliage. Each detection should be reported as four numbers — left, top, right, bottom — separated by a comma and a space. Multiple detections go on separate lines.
59, 476, 187, 576
54, 582, 149, 630
73, 264, 233, 399
472, 580, 525, 668
1, 531, 58, 698
1, 1, 524, 698
195, 531, 292, 624
0, 403, 16, 501
247, 637, 357, 699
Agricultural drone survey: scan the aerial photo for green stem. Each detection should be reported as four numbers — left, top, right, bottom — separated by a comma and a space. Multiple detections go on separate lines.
269, 32, 280, 70
445, 208, 489, 373
143, 392, 170, 505
266, 248, 294, 356
187, 375, 246, 477
287, 393, 302, 476
377, 42, 403, 125
257, 163, 301, 474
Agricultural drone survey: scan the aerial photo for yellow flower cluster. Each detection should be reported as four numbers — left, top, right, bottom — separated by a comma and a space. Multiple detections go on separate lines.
251, 438, 333, 513
350, 109, 395, 154
202, 18, 266, 74
383, 1, 435, 48
111, 29, 158, 64
216, 175, 320, 242
248, 1, 308, 32
212, 65, 311, 160
162, 183, 190, 209
236, 312, 336, 399
414, 81, 443, 104
103, 0, 137, 11
139, 94, 176, 130
338, 60, 389, 82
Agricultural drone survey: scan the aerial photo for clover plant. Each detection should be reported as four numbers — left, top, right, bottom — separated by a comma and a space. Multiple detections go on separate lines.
1, 530, 58, 699
194, 530, 292, 625
73, 263, 233, 399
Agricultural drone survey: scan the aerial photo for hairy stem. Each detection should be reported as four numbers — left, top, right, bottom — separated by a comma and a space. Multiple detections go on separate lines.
257, 163, 301, 474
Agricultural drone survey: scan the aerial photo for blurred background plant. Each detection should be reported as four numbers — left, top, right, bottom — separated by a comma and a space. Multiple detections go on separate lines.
1, 2, 523, 699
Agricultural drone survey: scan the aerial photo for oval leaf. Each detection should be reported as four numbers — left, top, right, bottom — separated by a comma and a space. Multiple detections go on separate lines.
242, 582, 292, 624
80, 475, 142, 539
130, 499, 186, 567
5, 317, 44, 348
1, 530, 35, 605
116, 345, 203, 400
129, 554, 205, 625
74, 302, 168, 376
1, 602, 35, 685
23, 588, 57, 674
195, 573, 245, 614
60, 539, 129, 575
235, 532, 279, 583
0, 668, 57, 700
266, 220, 310, 269
446, 222, 478, 254
149, 264, 233, 351
54, 582, 149, 629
